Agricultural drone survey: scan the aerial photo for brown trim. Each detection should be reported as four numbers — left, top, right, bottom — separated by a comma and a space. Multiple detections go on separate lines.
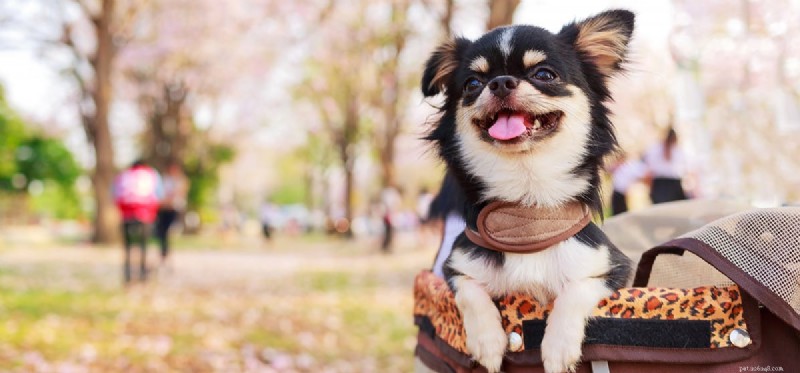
434, 333, 478, 368
635, 237, 800, 333
416, 342, 457, 373
415, 291, 761, 368
464, 228, 496, 251
466, 201, 592, 253
505, 291, 761, 365
419, 308, 799, 372
632, 246, 685, 287
417, 332, 475, 373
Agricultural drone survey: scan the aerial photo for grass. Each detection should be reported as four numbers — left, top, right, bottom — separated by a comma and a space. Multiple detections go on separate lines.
0, 233, 433, 372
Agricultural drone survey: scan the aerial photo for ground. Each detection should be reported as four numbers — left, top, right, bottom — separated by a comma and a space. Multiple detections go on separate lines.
0, 231, 437, 372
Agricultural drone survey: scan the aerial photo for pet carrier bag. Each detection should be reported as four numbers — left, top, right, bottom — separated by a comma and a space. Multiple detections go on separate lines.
413, 206, 800, 372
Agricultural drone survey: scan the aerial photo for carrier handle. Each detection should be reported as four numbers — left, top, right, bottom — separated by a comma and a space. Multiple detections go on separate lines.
632, 237, 800, 332
632, 245, 685, 287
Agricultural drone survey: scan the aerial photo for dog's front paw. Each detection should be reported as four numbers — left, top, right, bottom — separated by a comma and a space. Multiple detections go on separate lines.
540, 329, 582, 373
464, 321, 507, 372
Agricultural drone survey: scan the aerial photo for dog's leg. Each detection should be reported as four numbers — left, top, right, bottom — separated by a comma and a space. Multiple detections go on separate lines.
453, 275, 507, 373
541, 278, 610, 373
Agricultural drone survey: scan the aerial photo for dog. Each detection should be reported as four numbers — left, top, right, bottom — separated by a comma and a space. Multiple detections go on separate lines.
421, 10, 635, 373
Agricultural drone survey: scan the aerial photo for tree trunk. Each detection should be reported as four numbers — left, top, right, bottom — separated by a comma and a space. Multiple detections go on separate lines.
442, 0, 454, 35
89, 0, 119, 243
342, 153, 354, 237
380, 135, 396, 190
378, 1, 406, 190
380, 70, 399, 189
340, 95, 359, 237
486, 0, 520, 30
145, 82, 190, 172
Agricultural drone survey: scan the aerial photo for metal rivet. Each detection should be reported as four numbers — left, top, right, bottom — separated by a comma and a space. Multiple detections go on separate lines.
729, 328, 751, 348
508, 332, 523, 351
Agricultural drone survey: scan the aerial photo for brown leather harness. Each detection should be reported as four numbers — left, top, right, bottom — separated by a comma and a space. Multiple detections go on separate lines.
464, 200, 592, 253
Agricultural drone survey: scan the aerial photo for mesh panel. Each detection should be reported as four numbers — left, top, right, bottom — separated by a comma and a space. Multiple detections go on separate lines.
680, 207, 800, 316
648, 252, 733, 288
603, 200, 751, 263
602, 199, 751, 286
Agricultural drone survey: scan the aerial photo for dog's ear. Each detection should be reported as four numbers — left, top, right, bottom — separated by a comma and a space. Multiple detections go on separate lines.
421, 37, 472, 97
558, 9, 634, 76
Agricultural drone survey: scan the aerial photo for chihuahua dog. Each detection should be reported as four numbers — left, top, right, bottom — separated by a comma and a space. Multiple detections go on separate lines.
421, 10, 635, 373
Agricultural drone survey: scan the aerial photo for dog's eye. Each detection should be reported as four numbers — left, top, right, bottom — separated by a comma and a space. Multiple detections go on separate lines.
464, 78, 483, 93
531, 68, 557, 82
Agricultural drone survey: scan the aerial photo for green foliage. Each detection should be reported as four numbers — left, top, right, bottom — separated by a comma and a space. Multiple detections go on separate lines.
184, 143, 235, 212
29, 180, 83, 219
0, 85, 84, 219
0, 88, 28, 190
271, 180, 307, 205
269, 154, 308, 205
15, 136, 81, 190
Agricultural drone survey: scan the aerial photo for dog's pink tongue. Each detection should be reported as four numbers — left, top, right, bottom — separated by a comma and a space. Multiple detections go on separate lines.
488, 113, 526, 140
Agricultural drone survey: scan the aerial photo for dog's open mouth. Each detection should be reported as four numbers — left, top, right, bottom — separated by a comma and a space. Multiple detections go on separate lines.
473, 110, 563, 142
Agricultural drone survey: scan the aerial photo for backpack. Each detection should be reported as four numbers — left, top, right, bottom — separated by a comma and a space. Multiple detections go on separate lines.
115, 166, 160, 207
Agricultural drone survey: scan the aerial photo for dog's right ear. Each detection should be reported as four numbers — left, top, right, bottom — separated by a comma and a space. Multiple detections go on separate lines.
558, 10, 634, 77
421, 37, 472, 97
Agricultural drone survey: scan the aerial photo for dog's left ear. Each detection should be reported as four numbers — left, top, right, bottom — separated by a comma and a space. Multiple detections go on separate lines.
558, 9, 634, 76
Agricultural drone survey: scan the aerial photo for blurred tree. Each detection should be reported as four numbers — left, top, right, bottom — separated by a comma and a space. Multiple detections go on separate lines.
299, 1, 381, 236
56, 0, 138, 242
299, 0, 446, 234
117, 0, 305, 220
83, 0, 117, 242
0, 0, 147, 242
118, 0, 254, 173
137, 80, 191, 172
671, 0, 800, 202
442, 0, 455, 33
292, 128, 336, 211
183, 140, 234, 231
371, 0, 413, 190
487, 0, 520, 30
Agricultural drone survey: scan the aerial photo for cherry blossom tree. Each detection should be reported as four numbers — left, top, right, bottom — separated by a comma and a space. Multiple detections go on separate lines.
0, 0, 149, 242
671, 0, 800, 202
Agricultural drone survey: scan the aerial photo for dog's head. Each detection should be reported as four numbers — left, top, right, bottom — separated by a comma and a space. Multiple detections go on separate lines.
423, 10, 634, 211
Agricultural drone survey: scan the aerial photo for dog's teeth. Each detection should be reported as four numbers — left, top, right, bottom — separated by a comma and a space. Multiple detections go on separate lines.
533, 119, 542, 130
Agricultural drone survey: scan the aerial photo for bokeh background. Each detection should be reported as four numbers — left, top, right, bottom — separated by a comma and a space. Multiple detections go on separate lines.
0, 0, 798, 372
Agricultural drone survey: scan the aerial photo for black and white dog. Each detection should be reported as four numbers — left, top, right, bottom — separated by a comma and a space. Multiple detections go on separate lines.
421, 10, 635, 373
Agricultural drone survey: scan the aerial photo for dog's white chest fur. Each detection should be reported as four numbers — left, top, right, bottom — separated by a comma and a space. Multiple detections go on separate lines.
449, 238, 611, 301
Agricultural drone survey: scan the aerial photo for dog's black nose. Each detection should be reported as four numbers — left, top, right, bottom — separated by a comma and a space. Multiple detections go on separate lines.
488, 76, 518, 98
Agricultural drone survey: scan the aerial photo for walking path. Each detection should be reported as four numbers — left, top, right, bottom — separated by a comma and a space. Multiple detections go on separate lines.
0, 234, 435, 372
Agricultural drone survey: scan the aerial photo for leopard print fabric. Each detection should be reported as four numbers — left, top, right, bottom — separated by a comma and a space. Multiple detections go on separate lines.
414, 271, 748, 354
414, 270, 469, 352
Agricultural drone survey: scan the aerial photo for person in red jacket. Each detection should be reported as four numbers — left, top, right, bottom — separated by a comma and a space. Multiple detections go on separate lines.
113, 160, 163, 284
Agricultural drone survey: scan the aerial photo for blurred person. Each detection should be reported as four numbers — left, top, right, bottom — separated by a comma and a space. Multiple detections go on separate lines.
643, 127, 688, 204
113, 160, 163, 284
416, 187, 434, 224
415, 186, 437, 245
427, 172, 466, 278
259, 200, 276, 241
608, 153, 649, 215
380, 185, 401, 253
154, 162, 188, 270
